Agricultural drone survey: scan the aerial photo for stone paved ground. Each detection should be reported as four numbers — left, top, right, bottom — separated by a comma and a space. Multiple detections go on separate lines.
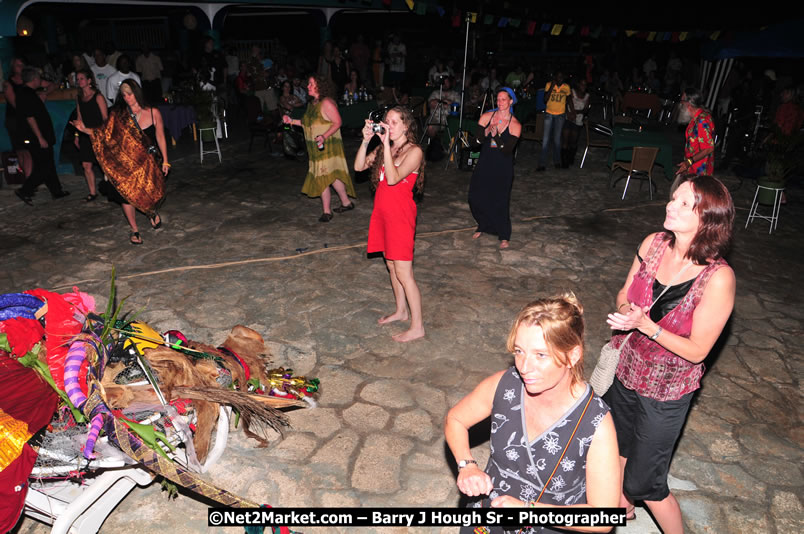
3, 123, 802, 534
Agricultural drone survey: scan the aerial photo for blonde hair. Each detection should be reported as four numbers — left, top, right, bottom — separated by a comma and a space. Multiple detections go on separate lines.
506, 292, 585, 388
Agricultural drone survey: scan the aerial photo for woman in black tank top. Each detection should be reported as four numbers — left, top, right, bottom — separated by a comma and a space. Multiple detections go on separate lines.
3, 57, 33, 178
72, 79, 170, 245
74, 69, 108, 201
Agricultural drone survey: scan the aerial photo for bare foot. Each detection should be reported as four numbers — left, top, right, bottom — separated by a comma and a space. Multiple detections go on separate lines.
378, 312, 409, 325
472, 232, 482, 239
499, 240, 510, 249
392, 327, 425, 342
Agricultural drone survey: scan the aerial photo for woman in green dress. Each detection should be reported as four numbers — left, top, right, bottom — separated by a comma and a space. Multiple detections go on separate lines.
282, 74, 356, 222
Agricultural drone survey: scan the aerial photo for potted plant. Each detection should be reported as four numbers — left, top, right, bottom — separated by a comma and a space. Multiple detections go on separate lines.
757, 127, 804, 204
185, 83, 216, 142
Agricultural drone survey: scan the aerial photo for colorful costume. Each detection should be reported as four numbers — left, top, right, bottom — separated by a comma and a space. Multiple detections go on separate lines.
300, 101, 355, 199
367, 164, 418, 261
685, 109, 715, 175
462, 367, 609, 534
91, 107, 165, 216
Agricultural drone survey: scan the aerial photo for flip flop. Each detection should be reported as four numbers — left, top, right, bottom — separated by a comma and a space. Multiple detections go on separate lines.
130, 231, 143, 245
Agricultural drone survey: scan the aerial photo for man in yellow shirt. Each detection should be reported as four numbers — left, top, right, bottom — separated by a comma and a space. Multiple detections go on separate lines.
538, 71, 572, 171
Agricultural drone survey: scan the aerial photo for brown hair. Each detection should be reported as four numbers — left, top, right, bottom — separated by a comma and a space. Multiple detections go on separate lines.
506, 293, 585, 389
310, 73, 336, 101
666, 174, 734, 265
370, 106, 426, 194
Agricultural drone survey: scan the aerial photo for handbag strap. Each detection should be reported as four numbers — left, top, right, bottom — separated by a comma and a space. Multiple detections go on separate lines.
535, 390, 594, 504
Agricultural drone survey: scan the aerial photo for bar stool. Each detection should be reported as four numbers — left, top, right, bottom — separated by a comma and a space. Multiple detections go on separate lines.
199, 122, 221, 163
745, 184, 784, 234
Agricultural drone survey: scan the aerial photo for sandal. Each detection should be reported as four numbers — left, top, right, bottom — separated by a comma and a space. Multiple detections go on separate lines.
318, 213, 333, 223
149, 213, 162, 230
333, 202, 355, 213
85, 193, 98, 202
129, 231, 143, 245
625, 506, 636, 521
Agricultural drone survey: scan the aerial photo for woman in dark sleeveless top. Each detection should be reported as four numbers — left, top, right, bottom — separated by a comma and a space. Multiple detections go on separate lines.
74, 69, 108, 201
604, 175, 736, 532
446, 294, 621, 534
73, 79, 169, 245
469, 87, 521, 250
3, 57, 33, 178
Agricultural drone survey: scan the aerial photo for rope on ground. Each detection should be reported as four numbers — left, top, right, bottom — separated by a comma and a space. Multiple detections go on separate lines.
50, 201, 671, 290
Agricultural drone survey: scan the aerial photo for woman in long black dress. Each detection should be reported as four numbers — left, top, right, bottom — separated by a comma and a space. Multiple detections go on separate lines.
468, 87, 521, 249
74, 69, 108, 201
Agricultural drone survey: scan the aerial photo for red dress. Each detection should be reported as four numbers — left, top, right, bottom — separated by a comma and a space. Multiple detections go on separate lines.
367, 164, 418, 261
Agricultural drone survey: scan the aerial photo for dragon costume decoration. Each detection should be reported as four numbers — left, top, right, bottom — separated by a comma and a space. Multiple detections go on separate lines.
0, 286, 319, 532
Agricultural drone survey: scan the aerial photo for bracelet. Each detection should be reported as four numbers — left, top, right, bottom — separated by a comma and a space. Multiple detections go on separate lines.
617, 302, 629, 313
687, 158, 693, 166
649, 327, 663, 341
163, 163, 171, 167
528, 501, 537, 508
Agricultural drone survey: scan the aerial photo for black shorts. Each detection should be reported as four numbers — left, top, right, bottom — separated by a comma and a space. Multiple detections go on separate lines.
604, 377, 694, 501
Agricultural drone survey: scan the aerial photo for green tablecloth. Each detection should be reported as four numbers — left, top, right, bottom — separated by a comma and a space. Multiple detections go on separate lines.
608, 125, 674, 171
290, 100, 379, 130
1, 100, 77, 174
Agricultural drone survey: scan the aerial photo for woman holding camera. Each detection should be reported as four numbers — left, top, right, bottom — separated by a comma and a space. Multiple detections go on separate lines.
283, 74, 355, 222
354, 106, 425, 342
468, 87, 521, 249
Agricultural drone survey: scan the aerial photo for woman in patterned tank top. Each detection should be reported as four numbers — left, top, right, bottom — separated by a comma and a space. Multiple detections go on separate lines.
446, 294, 621, 533
605, 175, 736, 533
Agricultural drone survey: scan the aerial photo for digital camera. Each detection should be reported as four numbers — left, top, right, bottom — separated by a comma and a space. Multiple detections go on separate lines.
372, 122, 385, 135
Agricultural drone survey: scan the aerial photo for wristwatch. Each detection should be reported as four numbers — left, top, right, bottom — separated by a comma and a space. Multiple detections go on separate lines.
458, 459, 478, 469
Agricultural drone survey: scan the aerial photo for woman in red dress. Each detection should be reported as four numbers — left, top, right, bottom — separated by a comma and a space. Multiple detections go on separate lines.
354, 106, 425, 342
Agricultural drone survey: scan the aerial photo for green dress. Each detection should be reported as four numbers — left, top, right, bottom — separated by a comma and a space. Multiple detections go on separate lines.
300, 100, 356, 198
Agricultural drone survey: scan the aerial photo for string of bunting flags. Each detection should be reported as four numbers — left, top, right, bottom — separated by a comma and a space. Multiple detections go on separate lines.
397, 1, 728, 41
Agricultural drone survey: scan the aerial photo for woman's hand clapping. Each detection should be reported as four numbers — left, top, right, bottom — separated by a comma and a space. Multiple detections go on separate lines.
606, 304, 651, 333
456, 464, 493, 497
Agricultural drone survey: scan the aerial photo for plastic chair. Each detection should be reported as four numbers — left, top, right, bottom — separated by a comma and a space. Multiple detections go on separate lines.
245, 95, 276, 153
745, 184, 784, 234
519, 112, 545, 146
24, 406, 231, 533
610, 146, 659, 200
580, 119, 612, 168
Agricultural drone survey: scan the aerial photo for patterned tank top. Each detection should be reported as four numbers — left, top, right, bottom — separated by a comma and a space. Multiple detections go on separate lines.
467, 367, 610, 534
614, 233, 728, 401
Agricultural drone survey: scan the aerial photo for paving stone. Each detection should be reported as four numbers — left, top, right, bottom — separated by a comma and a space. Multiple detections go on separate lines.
392, 409, 435, 442
351, 434, 413, 493
771, 491, 804, 534
285, 407, 342, 438
723, 501, 771, 534
264, 432, 319, 461
360, 379, 415, 408
343, 402, 390, 430
736, 424, 801, 461
677, 495, 725, 534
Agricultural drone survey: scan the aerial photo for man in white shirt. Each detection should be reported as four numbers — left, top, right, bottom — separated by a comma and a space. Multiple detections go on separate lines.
292, 77, 307, 104
386, 34, 406, 83
106, 55, 141, 104
89, 49, 117, 104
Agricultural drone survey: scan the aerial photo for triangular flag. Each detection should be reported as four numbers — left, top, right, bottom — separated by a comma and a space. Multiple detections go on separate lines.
509, 18, 520, 28
647, 31, 656, 41
541, 23, 551, 32
498, 17, 509, 28
610, 27, 618, 37
671, 31, 679, 42
637, 31, 648, 39
452, 13, 461, 27
565, 25, 575, 35
416, 2, 427, 15
679, 31, 688, 41
663, 32, 671, 41
484, 14, 494, 25
591, 26, 602, 38
382, 0, 391, 6
436, 5, 445, 16
580, 26, 590, 36
527, 21, 537, 35
710, 31, 720, 40
625, 30, 636, 37
468, 12, 477, 23
404, 0, 414, 9
551, 24, 563, 35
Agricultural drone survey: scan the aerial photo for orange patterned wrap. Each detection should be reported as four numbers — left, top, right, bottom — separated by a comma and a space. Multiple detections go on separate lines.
91, 108, 165, 216
0, 409, 32, 472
